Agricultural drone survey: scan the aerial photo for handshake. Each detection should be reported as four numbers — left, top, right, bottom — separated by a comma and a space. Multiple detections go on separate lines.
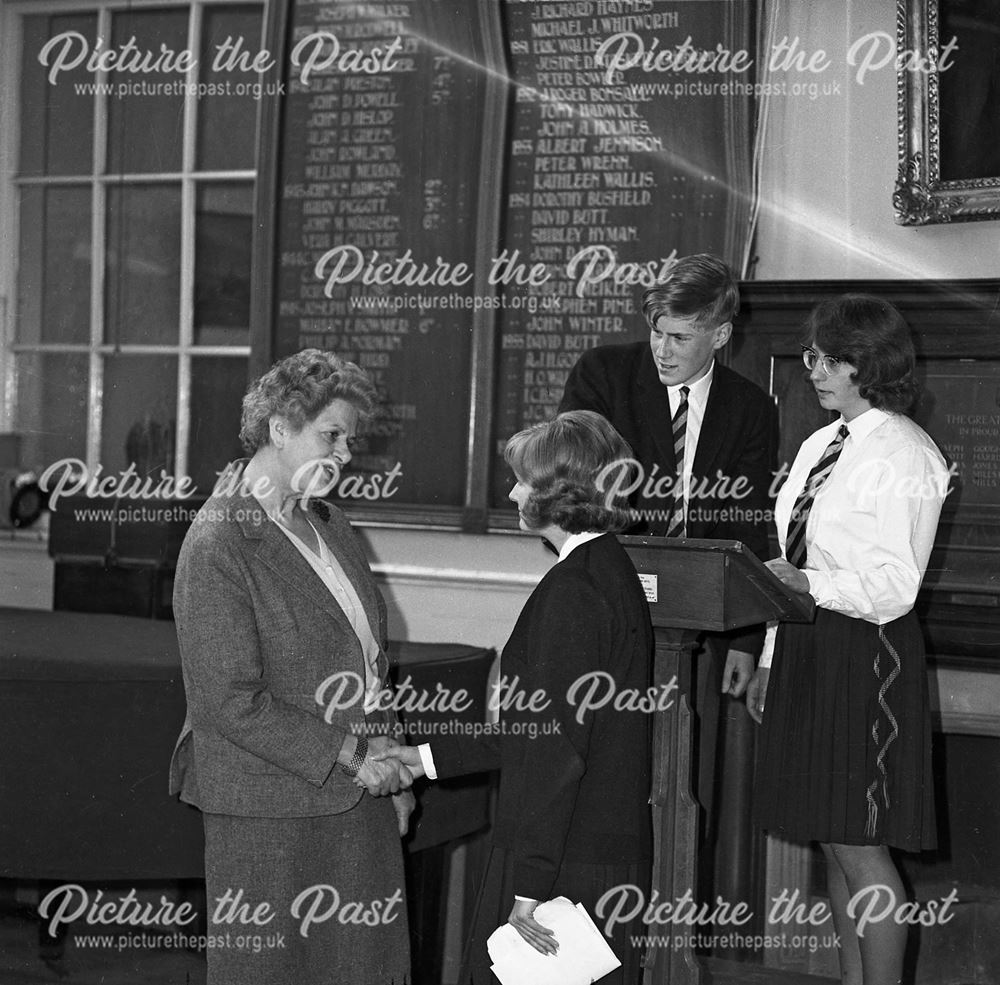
352, 736, 426, 798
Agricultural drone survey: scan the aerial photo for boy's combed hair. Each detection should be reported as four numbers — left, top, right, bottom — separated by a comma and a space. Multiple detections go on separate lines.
504, 410, 636, 533
641, 253, 740, 331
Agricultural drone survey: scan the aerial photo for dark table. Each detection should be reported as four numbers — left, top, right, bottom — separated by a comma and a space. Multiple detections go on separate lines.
0, 607, 493, 880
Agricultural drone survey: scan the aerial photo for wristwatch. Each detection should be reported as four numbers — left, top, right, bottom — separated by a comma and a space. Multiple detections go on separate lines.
341, 736, 368, 778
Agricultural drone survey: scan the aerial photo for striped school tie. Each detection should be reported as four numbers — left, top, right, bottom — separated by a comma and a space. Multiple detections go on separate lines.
665, 386, 689, 538
784, 423, 849, 568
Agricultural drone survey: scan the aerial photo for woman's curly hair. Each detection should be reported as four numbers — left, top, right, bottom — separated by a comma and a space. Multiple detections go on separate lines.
804, 295, 919, 413
504, 410, 637, 533
239, 349, 378, 454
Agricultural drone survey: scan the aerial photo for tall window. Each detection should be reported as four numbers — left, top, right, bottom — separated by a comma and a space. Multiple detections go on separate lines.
7, 0, 263, 491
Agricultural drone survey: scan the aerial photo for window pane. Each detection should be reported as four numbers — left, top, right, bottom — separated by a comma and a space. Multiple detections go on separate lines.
106, 9, 188, 174
21, 14, 96, 176
105, 185, 181, 345
101, 355, 177, 479
16, 352, 89, 472
188, 356, 248, 490
197, 5, 263, 171
194, 183, 253, 345
18, 186, 92, 345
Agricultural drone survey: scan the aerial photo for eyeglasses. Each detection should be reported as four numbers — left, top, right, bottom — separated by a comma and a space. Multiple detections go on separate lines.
801, 346, 845, 376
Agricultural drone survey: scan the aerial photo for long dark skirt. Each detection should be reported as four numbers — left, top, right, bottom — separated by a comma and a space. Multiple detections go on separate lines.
754, 608, 936, 851
460, 846, 650, 985
203, 794, 410, 985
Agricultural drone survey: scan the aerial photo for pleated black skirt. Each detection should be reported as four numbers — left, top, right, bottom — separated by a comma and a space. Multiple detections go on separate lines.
459, 846, 650, 985
754, 607, 936, 851
202, 794, 410, 985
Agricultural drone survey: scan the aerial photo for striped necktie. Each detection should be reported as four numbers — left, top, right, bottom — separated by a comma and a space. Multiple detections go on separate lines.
665, 386, 690, 538
784, 423, 849, 568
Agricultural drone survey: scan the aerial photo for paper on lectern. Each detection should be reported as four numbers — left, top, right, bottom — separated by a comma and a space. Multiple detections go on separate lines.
487, 896, 622, 985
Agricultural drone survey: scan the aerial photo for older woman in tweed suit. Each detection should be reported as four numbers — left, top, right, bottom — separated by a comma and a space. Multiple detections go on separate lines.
170, 349, 412, 984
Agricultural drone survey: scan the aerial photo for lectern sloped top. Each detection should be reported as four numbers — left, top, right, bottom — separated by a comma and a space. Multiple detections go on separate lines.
619, 536, 815, 632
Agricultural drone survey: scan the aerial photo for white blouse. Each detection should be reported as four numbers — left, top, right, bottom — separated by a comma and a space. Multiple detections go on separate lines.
271, 512, 383, 714
760, 408, 949, 667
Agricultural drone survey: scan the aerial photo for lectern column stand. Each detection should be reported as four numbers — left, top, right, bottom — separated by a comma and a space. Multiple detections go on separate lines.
622, 536, 816, 985
643, 628, 701, 985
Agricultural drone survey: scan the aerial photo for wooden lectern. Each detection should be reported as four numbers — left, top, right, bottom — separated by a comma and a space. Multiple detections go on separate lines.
619, 537, 815, 985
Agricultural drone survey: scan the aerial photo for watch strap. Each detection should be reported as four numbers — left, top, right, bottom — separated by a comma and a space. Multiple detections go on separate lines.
341, 735, 368, 778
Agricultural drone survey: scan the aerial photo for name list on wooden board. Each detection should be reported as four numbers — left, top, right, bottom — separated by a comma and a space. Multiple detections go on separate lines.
266, 0, 753, 511
492, 0, 752, 503
274, 1, 488, 506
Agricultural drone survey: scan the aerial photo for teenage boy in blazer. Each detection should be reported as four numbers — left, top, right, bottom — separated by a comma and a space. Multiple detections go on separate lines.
558, 253, 776, 851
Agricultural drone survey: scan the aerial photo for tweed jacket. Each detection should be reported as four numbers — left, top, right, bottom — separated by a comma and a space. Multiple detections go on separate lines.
169, 476, 391, 817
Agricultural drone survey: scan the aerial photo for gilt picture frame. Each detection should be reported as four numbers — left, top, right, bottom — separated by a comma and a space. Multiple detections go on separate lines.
895, 0, 1000, 224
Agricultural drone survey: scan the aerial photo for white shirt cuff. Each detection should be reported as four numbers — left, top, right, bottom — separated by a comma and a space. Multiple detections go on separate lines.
417, 742, 437, 780
514, 896, 538, 903
804, 568, 831, 606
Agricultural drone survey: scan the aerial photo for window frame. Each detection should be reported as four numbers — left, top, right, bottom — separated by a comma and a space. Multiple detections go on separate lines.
0, 0, 262, 484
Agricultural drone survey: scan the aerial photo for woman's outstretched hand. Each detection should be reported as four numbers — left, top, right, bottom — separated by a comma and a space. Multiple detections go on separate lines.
370, 743, 426, 781
354, 736, 415, 796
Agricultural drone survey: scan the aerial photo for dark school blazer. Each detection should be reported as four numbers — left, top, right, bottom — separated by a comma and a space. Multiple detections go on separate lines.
431, 534, 654, 901
559, 341, 776, 655
169, 480, 393, 817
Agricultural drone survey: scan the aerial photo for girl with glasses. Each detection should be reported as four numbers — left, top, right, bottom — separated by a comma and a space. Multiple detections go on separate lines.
749, 296, 950, 985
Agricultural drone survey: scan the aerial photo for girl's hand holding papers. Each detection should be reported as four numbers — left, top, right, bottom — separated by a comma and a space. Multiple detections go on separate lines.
508, 898, 558, 956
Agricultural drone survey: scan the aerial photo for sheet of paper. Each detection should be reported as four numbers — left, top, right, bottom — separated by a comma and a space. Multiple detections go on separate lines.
487, 897, 621, 985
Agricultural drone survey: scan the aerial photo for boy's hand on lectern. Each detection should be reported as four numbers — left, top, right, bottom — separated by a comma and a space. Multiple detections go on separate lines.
721, 649, 754, 697
747, 668, 770, 724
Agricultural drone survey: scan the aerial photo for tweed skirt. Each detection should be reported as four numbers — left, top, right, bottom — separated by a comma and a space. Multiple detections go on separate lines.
203, 793, 410, 985
753, 607, 936, 851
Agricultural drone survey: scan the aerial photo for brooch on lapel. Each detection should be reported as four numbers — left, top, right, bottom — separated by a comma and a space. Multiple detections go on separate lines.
308, 499, 331, 522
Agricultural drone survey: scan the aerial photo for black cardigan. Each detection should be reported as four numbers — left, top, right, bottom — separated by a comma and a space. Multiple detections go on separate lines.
431, 533, 654, 900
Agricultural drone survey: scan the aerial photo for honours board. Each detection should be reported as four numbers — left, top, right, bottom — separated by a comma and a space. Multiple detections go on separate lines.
258, 1, 493, 513
254, 0, 755, 524
491, 0, 754, 504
